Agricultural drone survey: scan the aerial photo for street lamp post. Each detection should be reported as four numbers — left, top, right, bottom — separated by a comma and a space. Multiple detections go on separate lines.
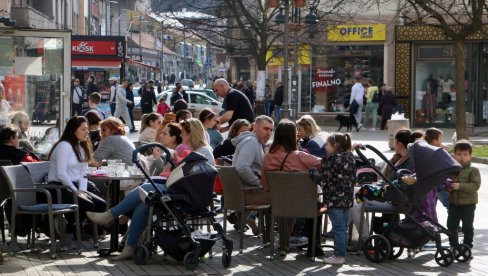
108, 1, 118, 36
183, 27, 187, 79
273, 0, 319, 119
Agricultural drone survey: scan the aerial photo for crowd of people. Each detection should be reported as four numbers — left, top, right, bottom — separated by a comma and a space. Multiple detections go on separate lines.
0, 77, 481, 266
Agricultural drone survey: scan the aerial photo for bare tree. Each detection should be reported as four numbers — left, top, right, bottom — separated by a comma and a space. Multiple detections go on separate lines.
400, 0, 488, 139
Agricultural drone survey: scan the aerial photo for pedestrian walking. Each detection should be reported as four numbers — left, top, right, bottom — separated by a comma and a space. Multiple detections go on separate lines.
350, 78, 364, 130
273, 81, 284, 123
109, 77, 117, 116
140, 80, 157, 115
113, 79, 135, 132
363, 79, 380, 131
379, 86, 397, 130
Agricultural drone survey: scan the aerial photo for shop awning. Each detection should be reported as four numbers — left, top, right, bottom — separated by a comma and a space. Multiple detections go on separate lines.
72, 59, 122, 69
126, 59, 161, 72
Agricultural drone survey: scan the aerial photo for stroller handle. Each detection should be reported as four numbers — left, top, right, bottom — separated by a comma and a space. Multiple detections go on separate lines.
355, 144, 409, 202
132, 143, 175, 169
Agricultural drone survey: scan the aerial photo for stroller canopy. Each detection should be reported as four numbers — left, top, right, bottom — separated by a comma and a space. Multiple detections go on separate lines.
408, 140, 461, 202
166, 152, 218, 210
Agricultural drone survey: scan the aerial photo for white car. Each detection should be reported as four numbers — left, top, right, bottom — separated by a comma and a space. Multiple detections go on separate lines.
157, 91, 223, 115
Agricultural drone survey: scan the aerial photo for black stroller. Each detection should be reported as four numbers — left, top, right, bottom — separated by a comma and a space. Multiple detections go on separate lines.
131, 143, 233, 269
355, 141, 472, 267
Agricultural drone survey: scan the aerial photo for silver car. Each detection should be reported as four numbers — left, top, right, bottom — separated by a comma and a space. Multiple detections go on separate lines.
158, 90, 223, 115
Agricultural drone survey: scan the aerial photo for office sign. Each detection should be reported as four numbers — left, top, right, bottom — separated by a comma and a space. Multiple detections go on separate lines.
328, 24, 386, 42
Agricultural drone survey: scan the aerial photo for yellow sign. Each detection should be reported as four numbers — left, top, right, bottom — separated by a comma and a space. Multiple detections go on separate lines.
266, 45, 311, 66
327, 24, 386, 42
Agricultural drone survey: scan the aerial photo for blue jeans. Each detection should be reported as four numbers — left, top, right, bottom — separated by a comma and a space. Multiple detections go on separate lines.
111, 182, 166, 247
328, 207, 349, 257
274, 105, 281, 122
436, 183, 450, 209
264, 100, 271, 116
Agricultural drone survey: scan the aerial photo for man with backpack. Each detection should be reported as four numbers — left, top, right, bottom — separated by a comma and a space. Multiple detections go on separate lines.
363, 79, 379, 131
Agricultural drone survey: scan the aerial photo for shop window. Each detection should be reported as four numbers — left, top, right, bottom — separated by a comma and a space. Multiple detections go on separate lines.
312, 45, 384, 112
413, 44, 461, 125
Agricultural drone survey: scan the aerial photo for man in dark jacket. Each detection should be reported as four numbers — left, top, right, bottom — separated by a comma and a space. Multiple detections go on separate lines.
126, 82, 136, 132
273, 81, 284, 123
170, 83, 188, 105
71, 78, 85, 116
86, 75, 99, 99
140, 80, 157, 115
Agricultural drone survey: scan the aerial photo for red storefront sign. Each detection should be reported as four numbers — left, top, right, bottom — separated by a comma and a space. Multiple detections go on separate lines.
71, 36, 126, 59
312, 67, 341, 92
72, 40, 116, 55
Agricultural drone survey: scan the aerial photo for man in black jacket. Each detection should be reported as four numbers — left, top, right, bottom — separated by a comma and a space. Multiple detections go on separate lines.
86, 75, 99, 99
170, 83, 188, 105
140, 80, 157, 115
273, 81, 284, 122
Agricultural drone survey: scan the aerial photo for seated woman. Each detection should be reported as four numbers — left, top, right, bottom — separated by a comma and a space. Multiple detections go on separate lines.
296, 115, 328, 158
87, 118, 214, 261
138, 113, 162, 145
0, 124, 40, 164
198, 108, 223, 149
91, 117, 136, 191
260, 119, 322, 256
350, 129, 416, 239
47, 116, 106, 246
213, 119, 251, 159
10, 111, 35, 152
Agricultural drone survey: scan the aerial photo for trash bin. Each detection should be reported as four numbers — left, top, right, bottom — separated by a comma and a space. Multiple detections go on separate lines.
387, 119, 410, 149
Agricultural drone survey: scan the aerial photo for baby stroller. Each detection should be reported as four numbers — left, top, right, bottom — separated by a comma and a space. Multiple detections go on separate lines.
131, 143, 233, 269
355, 141, 472, 267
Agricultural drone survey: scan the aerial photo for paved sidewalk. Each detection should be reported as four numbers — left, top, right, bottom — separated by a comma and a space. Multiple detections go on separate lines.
2, 122, 485, 275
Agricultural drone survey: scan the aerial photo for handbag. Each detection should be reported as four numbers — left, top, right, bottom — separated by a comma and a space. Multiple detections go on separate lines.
280, 152, 291, 171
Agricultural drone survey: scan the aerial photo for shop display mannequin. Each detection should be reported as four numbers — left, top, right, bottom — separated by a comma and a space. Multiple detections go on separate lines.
422, 74, 437, 123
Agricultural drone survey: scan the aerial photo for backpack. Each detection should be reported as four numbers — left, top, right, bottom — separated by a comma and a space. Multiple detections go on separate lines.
372, 89, 380, 103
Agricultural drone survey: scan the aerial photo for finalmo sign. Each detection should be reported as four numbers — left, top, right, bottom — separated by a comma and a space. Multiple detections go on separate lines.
313, 68, 340, 92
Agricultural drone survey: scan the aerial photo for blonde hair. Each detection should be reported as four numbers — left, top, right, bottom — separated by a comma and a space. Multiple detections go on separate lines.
180, 118, 208, 150
10, 111, 29, 126
296, 115, 321, 138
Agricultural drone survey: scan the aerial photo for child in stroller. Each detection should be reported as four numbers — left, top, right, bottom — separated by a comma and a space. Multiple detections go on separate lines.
354, 140, 473, 267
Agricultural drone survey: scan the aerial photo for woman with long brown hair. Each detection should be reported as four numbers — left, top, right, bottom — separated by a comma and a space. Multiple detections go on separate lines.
47, 116, 106, 247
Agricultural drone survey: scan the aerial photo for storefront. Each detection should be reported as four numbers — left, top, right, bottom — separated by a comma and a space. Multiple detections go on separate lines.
125, 58, 161, 83
395, 25, 488, 127
266, 23, 394, 116
71, 35, 126, 109
0, 29, 71, 129
310, 24, 389, 113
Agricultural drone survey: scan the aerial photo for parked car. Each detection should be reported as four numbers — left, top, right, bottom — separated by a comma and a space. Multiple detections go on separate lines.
181, 79, 194, 88
156, 90, 223, 115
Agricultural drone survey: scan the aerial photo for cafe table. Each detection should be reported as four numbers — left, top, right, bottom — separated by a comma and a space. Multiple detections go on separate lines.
87, 173, 147, 256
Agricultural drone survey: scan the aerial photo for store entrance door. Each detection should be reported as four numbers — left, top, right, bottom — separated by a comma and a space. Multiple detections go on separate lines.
0, 29, 71, 151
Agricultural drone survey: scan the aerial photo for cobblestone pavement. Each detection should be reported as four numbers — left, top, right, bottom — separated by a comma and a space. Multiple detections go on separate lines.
1, 125, 486, 275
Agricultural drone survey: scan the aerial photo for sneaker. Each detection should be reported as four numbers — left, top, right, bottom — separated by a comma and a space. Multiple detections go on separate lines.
370, 128, 376, 132
323, 255, 345, 265
129, 129, 138, 133
289, 235, 308, 248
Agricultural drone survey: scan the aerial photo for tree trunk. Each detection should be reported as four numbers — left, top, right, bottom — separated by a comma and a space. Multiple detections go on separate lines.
454, 39, 468, 140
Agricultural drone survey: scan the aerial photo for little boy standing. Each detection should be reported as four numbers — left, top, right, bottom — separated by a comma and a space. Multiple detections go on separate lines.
447, 139, 481, 249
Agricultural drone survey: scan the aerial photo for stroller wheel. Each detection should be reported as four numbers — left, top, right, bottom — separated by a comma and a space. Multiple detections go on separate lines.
434, 248, 454, 267
184, 251, 199, 270
453, 244, 472, 263
389, 247, 404, 260
134, 245, 150, 265
363, 235, 391, 263
222, 246, 232, 267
